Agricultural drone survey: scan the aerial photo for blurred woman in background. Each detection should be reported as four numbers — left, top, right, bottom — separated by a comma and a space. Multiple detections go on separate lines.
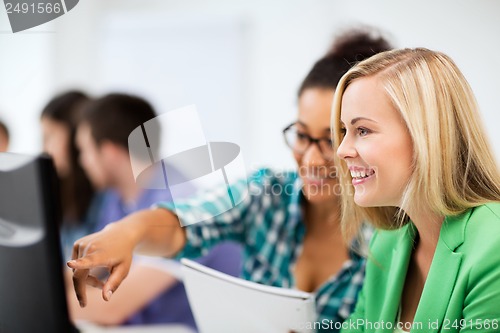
40, 90, 99, 260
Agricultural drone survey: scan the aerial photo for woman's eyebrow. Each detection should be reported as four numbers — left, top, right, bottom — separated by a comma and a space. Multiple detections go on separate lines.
351, 117, 378, 125
296, 121, 308, 128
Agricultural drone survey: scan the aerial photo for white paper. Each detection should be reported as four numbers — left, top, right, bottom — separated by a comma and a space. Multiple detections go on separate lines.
181, 258, 317, 333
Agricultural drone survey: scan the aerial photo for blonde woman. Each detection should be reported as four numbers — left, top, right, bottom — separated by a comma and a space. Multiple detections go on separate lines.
332, 48, 500, 332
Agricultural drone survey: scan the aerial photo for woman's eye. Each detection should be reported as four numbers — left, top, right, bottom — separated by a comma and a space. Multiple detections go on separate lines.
339, 128, 346, 137
357, 127, 371, 137
296, 132, 309, 141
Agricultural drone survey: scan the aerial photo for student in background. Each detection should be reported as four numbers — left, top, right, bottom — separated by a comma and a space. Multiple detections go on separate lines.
0, 119, 10, 152
69, 93, 241, 329
40, 91, 98, 260
333, 48, 500, 332
68, 29, 393, 331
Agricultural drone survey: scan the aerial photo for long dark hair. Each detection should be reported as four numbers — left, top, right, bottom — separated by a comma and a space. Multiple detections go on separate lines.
41, 91, 94, 224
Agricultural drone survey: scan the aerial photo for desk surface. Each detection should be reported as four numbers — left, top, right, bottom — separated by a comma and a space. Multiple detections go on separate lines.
77, 322, 196, 333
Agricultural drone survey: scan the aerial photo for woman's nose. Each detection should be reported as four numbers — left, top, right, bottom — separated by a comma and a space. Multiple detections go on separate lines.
302, 143, 326, 166
337, 135, 356, 160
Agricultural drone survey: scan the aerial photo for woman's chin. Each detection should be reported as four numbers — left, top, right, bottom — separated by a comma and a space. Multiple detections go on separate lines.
353, 193, 378, 207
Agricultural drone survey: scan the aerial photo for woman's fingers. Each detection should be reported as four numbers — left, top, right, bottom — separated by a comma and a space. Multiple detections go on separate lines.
69, 273, 105, 308
67, 255, 101, 270
67, 223, 136, 305
102, 263, 130, 301
67, 245, 133, 304
68, 245, 108, 306
72, 268, 89, 307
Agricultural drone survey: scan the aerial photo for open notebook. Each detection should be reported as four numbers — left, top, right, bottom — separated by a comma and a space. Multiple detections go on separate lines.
181, 258, 317, 333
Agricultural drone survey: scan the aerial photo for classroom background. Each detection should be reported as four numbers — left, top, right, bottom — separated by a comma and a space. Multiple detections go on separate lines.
1, 0, 499, 168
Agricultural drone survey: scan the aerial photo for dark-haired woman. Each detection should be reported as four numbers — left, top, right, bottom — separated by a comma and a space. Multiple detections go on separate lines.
68, 29, 393, 330
40, 90, 100, 261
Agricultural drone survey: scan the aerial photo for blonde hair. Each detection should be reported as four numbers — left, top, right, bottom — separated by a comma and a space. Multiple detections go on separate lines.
331, 48, 500, 238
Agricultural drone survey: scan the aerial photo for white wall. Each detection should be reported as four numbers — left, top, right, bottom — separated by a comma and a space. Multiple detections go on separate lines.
0, 14, 55, 154
1, 0, 499, 169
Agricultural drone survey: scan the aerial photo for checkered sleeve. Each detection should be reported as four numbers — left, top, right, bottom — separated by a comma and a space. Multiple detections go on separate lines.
154, 169, 269, 259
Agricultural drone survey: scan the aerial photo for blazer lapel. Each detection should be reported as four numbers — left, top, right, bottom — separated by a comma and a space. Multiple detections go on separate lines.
378, 224, 415, 331
412, 210, 470, 332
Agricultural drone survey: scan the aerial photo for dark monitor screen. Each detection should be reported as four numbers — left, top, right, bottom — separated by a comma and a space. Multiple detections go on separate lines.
0, 152, 76, 333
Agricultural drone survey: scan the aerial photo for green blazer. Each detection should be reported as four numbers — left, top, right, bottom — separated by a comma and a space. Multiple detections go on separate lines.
341, 203, 500, 333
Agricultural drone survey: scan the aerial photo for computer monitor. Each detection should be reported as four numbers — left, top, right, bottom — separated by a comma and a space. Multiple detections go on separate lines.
0, 152, 76, 333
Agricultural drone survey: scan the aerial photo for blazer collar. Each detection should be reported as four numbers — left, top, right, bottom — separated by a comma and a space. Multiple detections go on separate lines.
439, 208, 472, 251
378, 209, 472, 332
378, 223, 415, 329
412, 209, 472, 332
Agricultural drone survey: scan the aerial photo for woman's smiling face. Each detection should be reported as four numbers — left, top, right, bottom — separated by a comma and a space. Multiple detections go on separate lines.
337, 75, 414, 208
295, 88, 339, 204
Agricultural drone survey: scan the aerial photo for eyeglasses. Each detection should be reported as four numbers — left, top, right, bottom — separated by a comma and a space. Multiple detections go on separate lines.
282, 123, 334, 161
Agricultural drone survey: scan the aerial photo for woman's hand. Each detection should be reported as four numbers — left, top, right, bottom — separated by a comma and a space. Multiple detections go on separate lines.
67, 221, 137, 307
66, 208, 185, 307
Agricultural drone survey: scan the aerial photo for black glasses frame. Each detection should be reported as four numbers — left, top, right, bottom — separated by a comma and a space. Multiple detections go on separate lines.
282, 122, 334, 160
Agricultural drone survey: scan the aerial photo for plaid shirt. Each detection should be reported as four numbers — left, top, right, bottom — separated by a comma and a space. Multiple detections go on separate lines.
157, 168, 367, 331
